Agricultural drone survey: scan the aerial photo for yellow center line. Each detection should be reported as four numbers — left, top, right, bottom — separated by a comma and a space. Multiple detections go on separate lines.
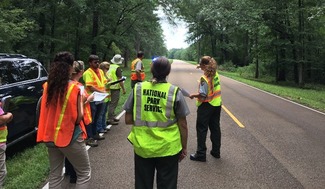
222, 105, 245, 128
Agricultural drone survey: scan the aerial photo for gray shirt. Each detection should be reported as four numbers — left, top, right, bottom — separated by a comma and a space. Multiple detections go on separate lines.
123, 84, 190, 118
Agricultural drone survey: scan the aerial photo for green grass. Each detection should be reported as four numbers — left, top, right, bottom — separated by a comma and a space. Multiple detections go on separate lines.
219, 71, 325, 112
5, 58, 324, 189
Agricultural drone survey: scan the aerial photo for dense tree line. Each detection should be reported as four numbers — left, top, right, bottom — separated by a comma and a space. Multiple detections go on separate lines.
163, 0, 325, 85
0, 0, 167, 68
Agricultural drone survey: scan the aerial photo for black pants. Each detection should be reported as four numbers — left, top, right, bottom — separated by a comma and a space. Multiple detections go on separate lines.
134, 152, 180, 189
196, 103, 221, 156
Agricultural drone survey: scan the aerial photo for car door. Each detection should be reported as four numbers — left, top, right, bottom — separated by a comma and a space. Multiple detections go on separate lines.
0, 59, 47, 144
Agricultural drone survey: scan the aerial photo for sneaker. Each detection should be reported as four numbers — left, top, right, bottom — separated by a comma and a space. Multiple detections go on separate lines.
93, 133, 105, 140
106, 124, 112, 130
98, 129, 107, 134
69, 177, 77, 184
86, 138, 98, 147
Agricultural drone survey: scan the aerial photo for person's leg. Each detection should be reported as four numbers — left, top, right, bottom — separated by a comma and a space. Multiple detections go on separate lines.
209, 105, 222, 157
47, 146, 65, 189
89, 102, 98, 139
196, 102, 213, 156
134, 153, 155, 189
62, 135, 91, 189
65, 158, 77, 182
101, 102, 109, 131
108, 89, 120, 121
0, 145, 7, 187
95, 103, 105, 133
156, 153, 179, 189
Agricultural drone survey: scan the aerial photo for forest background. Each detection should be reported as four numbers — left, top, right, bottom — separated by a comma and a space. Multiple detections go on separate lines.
1, 0, 325, 86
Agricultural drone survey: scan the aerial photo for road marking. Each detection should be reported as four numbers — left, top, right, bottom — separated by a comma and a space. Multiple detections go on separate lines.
222, 105, 245, 128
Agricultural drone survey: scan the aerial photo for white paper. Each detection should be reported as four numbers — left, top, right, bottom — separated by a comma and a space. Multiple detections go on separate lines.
92, 92, 109, 102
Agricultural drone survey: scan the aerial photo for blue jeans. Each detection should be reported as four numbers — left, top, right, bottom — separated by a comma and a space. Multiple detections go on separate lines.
101, 102, 109, 131
89, 102, 104, 137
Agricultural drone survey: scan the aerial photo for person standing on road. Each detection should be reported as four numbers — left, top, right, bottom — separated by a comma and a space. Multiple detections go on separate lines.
130, 51, 145, 89
0, 101, 13, 187
189, 56, 222, 162
37, 51, 91, 188
83, 55, 107, 144
99, 61, 112, 131
65, 60, 95, 184
124, 56, 189, 189
107, 54, 126, 125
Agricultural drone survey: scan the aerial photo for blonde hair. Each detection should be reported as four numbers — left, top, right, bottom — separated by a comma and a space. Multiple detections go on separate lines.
200, 56, 217, 78
99, 61, 110, 70
72, 60, 84, 74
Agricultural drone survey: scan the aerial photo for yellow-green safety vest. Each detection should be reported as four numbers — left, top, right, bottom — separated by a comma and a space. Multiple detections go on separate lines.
107, 64, 120, 90
0, 126, 8, 143
196, 72, 222, 107
128, 81, 182, 158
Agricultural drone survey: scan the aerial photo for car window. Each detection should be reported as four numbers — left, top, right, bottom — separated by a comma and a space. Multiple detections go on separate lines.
18, 60, 40, 80
0, 61, 25, 85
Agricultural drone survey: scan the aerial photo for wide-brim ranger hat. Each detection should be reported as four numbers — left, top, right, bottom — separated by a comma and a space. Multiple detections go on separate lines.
111, 54, 124, 64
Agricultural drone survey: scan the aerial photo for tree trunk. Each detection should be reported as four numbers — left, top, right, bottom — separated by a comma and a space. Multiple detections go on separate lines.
91, 2, 99, 54
255, 33, 259, 79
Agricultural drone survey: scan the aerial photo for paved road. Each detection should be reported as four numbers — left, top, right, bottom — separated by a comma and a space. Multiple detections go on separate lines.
56, 60, 325, 189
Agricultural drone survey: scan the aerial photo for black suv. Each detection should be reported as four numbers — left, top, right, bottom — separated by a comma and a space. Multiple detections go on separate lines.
0, 53, 48, 147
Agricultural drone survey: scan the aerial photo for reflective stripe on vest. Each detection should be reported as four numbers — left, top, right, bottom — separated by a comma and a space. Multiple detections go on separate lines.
196, 72, 222, 106
133, 82, 177, 127
130, 58, 145, 81
128, 81, 182, 158
54, 83, 77, 143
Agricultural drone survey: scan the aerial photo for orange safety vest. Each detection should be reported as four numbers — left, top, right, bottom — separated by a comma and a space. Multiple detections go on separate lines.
131, 58, 145, 81
83, 68, 107, 95
37, 81, 86, 147
72, 81, 92, 126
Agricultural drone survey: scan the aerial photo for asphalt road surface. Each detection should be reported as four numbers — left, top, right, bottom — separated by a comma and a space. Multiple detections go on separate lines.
49, 60, 325, 189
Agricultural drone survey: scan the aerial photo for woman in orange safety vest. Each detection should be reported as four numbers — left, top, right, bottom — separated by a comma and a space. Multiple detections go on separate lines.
37, 52, 91, 188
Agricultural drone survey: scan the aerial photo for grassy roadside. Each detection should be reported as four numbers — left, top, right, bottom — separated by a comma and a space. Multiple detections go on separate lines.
4, 58, 324, 189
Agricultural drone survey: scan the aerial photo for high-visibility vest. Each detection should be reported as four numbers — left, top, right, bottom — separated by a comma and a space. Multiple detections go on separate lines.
108, 64, 120, 90
127, 81, 181, 158
196, 72, 222, 107
0, 126, 8, 143
72, 81, 92, 127
130, 58, 145, 81
83, 68, 107, 95
37, 81, 85, 147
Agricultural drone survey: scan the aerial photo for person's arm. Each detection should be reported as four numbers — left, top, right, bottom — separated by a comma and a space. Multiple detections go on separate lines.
177, 116, 188, 162
189, 78, 208, 100
76, 93, 83, 124
87, 86, 106, 93
0, 112, 13, 126
125, 112, 134, 125
135, 61, 142, 81
116, 67, 126, 94
123, 90, 134, 124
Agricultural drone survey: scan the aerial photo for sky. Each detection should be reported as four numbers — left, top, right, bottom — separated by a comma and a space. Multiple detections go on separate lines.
157, 9, 189, 50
